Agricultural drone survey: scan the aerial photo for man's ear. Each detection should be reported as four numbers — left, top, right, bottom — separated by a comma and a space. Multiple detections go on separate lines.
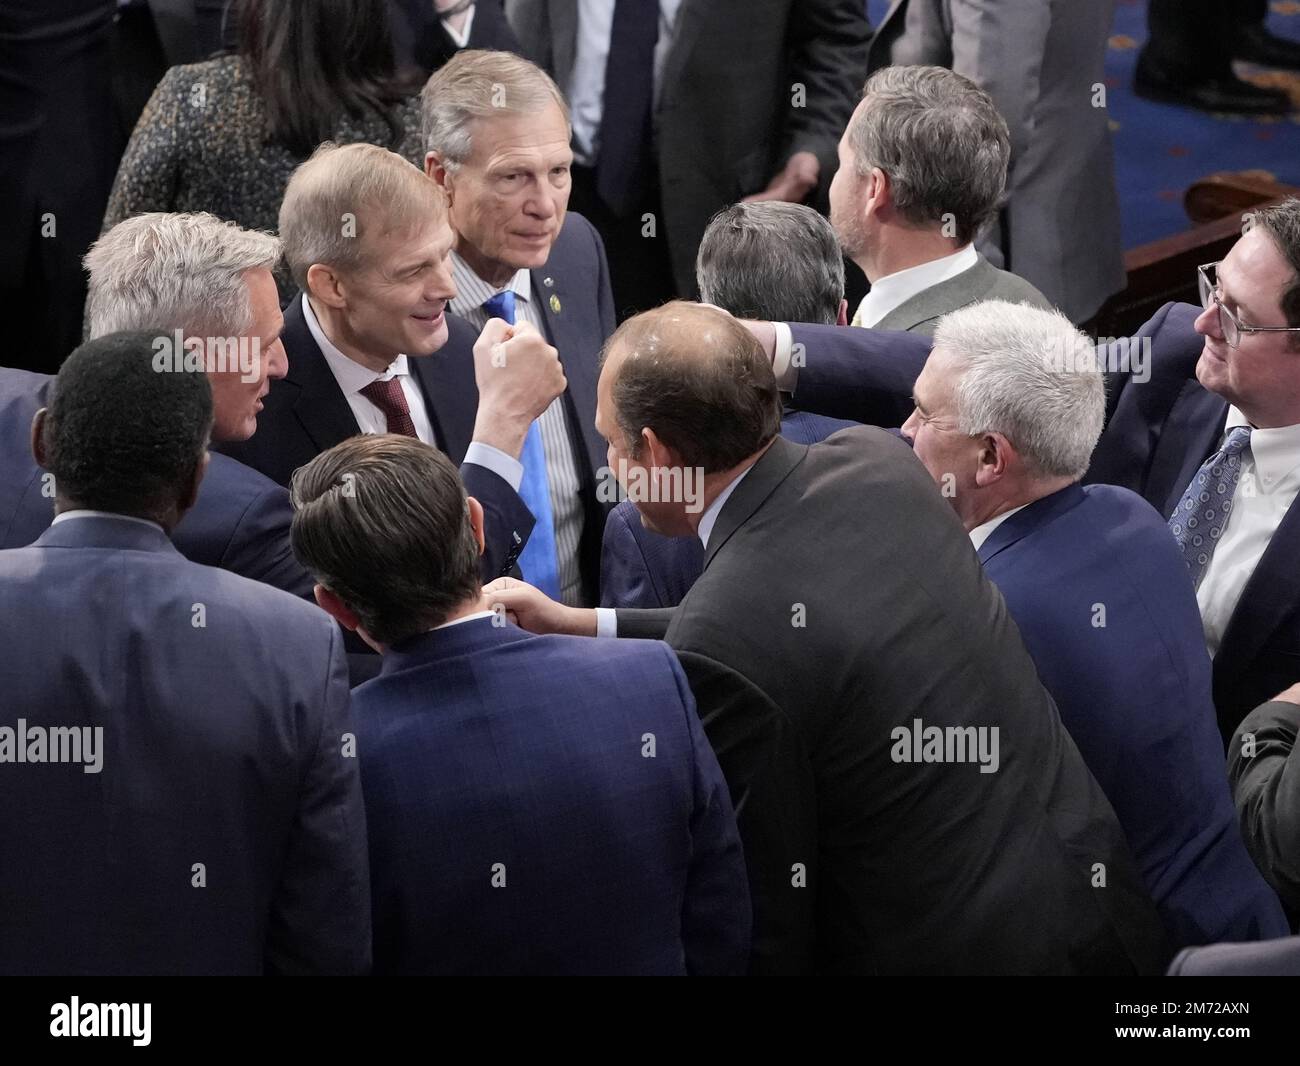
314, 584, 361, 632
425, 152, 452, 194
865, 167, 890, 219
836, 298, 849, 327
306, 263, 347, 310
641, 427, 683, 472
466, 495, 486, 558
30, 408, 48, 467
973, 432, 1013, 488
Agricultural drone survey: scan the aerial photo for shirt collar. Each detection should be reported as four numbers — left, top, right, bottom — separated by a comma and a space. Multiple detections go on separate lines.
301, 294, 410, 394
432, 609, 496, 631
51, 509, 165, 533
449, 251, 531, 315
968, 503, 1029, 551
697, 466, 752, 549
1224, 405, 1300, 489
853, 244, 979, 328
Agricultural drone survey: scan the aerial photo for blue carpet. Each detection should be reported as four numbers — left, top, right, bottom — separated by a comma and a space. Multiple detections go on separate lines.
865, 0, 1300, 249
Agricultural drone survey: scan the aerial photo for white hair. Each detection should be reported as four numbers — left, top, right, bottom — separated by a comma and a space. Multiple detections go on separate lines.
933, 300, 1104, 480
84, 212, 280, 339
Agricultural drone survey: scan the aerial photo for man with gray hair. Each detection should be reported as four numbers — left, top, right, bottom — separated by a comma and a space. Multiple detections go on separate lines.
902, 299, 1287, 951
829, 65, 1049, 335
422, 49, 614, 607
0, 211, 312, 598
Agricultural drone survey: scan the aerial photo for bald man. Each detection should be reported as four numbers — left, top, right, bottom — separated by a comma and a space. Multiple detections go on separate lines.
490, 302, 1168, 976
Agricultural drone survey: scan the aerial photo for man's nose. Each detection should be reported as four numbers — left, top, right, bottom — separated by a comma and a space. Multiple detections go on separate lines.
267, 339, 288, 380
1194, 301, 1222, 339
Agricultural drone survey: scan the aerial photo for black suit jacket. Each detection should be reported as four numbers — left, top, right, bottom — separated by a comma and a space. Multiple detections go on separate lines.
217, 298, 535, 582
389, 0, 521, 74
617, 430, 1168, 975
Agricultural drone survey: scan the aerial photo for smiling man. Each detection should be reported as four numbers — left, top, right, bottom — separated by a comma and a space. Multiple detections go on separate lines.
219, 141, 568, 582
422, 49, 615, 607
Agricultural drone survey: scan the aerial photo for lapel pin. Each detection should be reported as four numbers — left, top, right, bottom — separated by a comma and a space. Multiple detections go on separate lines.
543, 276, 554, 287
549, 294, 562, 314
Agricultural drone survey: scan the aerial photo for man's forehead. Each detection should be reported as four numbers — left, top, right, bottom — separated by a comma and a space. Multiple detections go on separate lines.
469, 108, 571, 161
1223, 229, 1289, 308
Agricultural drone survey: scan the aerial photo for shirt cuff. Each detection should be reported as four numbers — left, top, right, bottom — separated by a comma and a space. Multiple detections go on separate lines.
464, 441, 523, 492
772, 322, 799, 392
594, 607, 618, 639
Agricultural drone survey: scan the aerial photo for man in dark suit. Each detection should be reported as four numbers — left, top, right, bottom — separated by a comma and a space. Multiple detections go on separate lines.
1230, 683, 1300, 919
389, 0, 520, 74
901, 299, 1287, 949
290, 433, 750, 974
742, 200, 1300, 743
506, 0, 872, 315
1, 211, 308, 595
490, 301, 1169, 975
422, 49, 615, 605
0, 332, 369, 975
219, 143, 567, 583
601, 201, 856, 609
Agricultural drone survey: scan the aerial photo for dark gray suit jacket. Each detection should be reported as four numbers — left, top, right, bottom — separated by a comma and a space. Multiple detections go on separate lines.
868, 254, 1051, 335
507, 0, 871, 295
1230, 699, 1300, 917
617, 429, 1169, 975
869, 0, 1123, 323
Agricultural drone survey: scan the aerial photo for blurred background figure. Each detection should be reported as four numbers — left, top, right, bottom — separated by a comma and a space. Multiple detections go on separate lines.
507, 0, 871, 318
1137, 0, 1299, 116
102, 0, 426, 298
389, 0, 521, 75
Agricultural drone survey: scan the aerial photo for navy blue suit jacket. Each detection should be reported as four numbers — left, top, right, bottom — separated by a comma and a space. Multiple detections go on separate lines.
600, 408, 858, 609
217, 297, 536, 582
524, 211, 617, 602
784, 304, 1300, 741
979, 483, 1287, 947
354, 617, 751, 974
0, 515, 370, 974
1169, 935, 1300, 975
0, 366, 310, 596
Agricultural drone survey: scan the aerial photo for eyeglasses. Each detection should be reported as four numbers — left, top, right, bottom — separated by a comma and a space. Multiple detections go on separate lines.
1198, 262, 1300, 349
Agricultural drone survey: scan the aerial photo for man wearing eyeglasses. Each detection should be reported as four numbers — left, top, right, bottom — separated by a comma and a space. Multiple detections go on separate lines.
732, 197, 1300, 744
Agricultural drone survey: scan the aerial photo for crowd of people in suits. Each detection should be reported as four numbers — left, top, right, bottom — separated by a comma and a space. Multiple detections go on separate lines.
5, 0, 1300, 977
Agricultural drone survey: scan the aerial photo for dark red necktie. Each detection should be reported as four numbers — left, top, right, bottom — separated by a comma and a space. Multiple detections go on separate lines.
359, 377, 418, 438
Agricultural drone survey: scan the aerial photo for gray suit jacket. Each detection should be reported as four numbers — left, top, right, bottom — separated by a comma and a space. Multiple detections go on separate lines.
871, 254, 1052, 335
506, 0, 871, 296
617, 430, 1168, 975
870, 0, 1123, 323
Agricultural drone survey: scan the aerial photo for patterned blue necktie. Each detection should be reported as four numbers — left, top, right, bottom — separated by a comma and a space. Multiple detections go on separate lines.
481, 290, 561, 599
1168, 425, 1253, 588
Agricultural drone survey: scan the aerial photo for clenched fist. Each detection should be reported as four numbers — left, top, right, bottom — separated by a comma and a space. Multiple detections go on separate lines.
472, 318, 567, 458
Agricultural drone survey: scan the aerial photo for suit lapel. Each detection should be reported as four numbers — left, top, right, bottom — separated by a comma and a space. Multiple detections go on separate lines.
872, 258, 992, 333
281, 297, 364, 454
409, 314, 480, 458
703, 436, 807, 568
533, 266, 604, 476
867, 0, 908, 70
659, 0, 704, 106
1147, 385, 1228, 518
547, 0, 580, 92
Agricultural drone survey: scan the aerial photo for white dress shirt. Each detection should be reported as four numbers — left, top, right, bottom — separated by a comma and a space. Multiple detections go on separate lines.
568, 0, 684, 166
850, 244, 980, 329
301, 294, 522, 491
1197, 406, 1300, 655
440, 3, 475, 48
594, 465, 753, 638
51, 510, 164, 532
967, 503, 1028, 552
448, 254, 587, 606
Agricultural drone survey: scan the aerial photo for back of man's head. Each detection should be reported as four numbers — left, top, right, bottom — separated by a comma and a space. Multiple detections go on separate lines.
289, 435, 481, 646
84, 212, 281, 339
935, 300, 1104, 481
847, 65, 1010, 245
605, 302, 782, 473
279, 142, 447, 290
696, 202, 845, 324
42, 331, 213, 523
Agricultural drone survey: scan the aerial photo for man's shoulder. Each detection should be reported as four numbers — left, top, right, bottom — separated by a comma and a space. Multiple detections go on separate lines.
200, 452, 290, 508
979, 260, 1052, 309
549, 211, 603, 268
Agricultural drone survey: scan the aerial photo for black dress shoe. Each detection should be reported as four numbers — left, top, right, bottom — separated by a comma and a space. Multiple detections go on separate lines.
1135, 51, 1292, 115
1234, 23, 1300, 71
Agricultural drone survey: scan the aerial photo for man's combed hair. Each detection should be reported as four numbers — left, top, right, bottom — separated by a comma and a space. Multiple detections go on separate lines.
421, 48, 570, 166
935, 301, 1105, 481
607, 302, 782, 474
1252, 197, 1300, 347
289, 435, 482, 646
696, 202, 845, 325
278, 141, 446, 290
43, 331, 213, 519
848, 65, 1010, 245
84, 212, 280, 339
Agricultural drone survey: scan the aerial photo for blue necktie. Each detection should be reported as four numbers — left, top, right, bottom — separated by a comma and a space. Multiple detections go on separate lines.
1168, 425, 1253, 589
481, 290, 561, 599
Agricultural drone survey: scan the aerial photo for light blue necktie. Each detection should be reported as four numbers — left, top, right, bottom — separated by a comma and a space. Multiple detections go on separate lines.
481, 290, 561, 599
1168, 425, 1253, 589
